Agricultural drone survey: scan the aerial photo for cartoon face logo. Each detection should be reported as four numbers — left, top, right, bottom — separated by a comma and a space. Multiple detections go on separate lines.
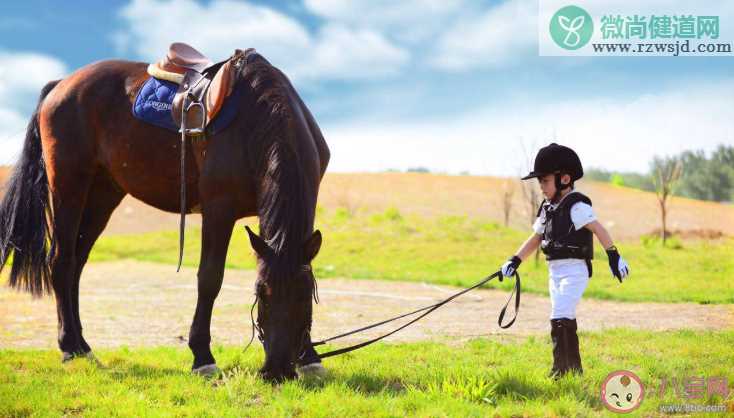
601, 370, 645, 413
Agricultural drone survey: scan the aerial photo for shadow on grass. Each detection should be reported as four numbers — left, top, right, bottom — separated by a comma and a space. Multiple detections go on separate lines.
491, 370, 547, 401
298, 370, 407, 396
300, 367, 594, 408
100, 358, 187, 380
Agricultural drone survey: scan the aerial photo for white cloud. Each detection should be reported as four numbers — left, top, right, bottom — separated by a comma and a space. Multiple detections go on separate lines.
578, 0, 734, 15
321, 82, 734, 175
0, 108, 30, 165
304, 0, 463, 25
0, 51, 67, 107
428, 0, 537, 71
115, 0, 409, 82
0, 51, 68, 165
303, 0, 467, 43
116, 0, 310, 63
297, 24, 409, 79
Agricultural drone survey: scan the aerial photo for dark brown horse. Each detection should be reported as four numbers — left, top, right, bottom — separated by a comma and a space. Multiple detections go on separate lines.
0, 49, 329, 381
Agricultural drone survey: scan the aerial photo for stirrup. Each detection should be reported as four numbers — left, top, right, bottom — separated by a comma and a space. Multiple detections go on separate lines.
182, 100, 206, 136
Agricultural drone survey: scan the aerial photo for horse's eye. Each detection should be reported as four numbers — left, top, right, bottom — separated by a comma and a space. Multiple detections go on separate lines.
257, 284, 273, 297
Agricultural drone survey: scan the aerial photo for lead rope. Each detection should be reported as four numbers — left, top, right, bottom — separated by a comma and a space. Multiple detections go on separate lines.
313, 270, 520, 359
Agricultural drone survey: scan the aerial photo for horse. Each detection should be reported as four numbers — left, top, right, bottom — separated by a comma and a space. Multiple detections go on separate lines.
0, 49, 330, 382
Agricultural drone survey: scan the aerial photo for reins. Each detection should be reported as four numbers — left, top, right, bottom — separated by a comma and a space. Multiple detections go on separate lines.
245, 270, 520, 359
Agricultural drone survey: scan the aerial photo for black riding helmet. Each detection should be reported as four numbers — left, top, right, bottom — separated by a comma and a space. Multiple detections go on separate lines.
522, 143, 583, 200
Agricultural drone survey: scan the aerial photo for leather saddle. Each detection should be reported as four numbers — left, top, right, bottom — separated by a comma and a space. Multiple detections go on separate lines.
145, 43, 253, 272
147, 42, 239, 135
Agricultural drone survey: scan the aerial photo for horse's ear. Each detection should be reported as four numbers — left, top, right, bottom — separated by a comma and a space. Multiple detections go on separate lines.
245, 225, 273, 259
304, 230, 322, 262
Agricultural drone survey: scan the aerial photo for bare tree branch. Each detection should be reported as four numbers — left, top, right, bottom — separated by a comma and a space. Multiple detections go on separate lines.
519, 140, 542, 264
651, 156, 683, 245
501, 179, 516, 227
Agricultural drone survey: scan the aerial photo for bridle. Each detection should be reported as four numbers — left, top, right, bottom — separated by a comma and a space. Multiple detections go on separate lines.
244, 264, 318, 354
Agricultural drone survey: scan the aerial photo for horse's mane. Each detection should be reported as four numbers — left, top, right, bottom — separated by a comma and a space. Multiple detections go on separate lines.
237, 51, 315, 293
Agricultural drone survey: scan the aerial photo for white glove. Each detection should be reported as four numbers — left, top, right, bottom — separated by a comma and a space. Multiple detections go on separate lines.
617, 257, 630, 280
501, 256, 522, 278
606, 246, 629, 282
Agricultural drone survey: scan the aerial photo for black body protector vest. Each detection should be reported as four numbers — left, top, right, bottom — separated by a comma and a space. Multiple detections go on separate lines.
538, 191, 594, 277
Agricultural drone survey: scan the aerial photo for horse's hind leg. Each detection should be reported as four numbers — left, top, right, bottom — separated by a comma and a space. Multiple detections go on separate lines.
40, 104, 97, 360
70, 171, 126, 354
46, 168, 93, 360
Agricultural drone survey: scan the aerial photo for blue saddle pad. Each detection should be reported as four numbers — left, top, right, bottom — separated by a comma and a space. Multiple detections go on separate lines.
132, 76, 243, 136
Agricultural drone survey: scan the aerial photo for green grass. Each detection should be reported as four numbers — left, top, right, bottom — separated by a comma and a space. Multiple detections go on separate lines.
88, 207, 734, 304
2, 329, 732, 417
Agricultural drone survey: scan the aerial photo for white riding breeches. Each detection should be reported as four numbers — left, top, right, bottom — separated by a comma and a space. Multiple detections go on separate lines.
548, 260, 589, 320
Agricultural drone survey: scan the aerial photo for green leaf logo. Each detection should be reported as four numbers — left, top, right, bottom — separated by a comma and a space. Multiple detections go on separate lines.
550, 5, 594, 50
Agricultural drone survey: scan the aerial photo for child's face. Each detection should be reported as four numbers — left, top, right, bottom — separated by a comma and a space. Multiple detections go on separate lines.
537, 173, 571, 200
538, 174, 557, 199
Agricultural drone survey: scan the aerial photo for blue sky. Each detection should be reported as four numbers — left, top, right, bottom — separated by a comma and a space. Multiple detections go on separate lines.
1, 0, 732, 175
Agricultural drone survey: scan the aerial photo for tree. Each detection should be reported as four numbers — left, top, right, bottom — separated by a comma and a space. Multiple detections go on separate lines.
672, 147, 734, 202
588, 145, 733, 203
519, 142, 543, 263
710, 145, 734, 202
610, 173, 625, 187
678, 151, 722, 201
651, 156, 682, 245
501, 179, 516, 227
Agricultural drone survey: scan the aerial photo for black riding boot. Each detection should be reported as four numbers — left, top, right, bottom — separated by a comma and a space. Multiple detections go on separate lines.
562, 318, 583, 375
549, 319, 567, 379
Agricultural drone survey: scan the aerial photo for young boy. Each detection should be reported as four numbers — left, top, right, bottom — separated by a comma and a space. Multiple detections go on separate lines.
500, 143, 630, 378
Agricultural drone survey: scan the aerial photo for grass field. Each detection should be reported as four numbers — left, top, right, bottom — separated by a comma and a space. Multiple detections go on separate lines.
2, 329, 732, 417
2, 170, 733, 416
87, 207, 734, 304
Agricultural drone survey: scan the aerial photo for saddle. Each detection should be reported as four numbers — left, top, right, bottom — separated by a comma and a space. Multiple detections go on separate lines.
147, 42, 239, 135
142, 42, 250, 272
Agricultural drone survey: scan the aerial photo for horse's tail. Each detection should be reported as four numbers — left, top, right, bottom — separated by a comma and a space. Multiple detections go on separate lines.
0, 80, 60, 297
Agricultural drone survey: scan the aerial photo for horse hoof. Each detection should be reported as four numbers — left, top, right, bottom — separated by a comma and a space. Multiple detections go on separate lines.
85, 352, 104, 367
192, 363, 220, 378
62, 351, 100, 365
297, 362, 327, 378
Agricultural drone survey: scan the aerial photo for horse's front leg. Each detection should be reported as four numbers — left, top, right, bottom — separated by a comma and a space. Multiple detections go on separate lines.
188, 200, 236, 376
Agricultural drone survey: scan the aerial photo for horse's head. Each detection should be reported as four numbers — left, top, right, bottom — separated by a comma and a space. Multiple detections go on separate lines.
245, 225, 321, 382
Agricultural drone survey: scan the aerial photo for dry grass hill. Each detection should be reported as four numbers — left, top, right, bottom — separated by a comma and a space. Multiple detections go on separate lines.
1, 166, 731, 240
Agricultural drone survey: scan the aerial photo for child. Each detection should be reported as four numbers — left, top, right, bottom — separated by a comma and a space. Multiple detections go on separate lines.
500, 143, 630, 378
